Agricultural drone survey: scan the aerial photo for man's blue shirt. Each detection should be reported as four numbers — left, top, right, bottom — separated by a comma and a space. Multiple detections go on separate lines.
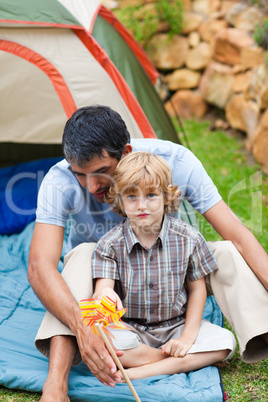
36, 139, 221, 253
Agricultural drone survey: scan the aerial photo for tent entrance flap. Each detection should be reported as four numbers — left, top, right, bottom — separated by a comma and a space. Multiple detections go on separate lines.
0, 144, 63, 167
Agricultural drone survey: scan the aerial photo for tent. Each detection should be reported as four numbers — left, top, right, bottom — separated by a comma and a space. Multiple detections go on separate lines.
0, 0, 179, 166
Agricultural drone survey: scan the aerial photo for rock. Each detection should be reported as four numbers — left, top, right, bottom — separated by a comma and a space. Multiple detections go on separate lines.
199, 62, 234, 108
261, 87, 268, 110
240, 46, 265, 69
220, 1, 240, 14
146, 34, 188, 71
165, 90, 208, 119
253, 109, 268, 174
100, 0, 118, 9
181, 12, 204, 34
225, 2, 247, 26
225, 94, 259, 147
199, 18, 228, 43
117, 0, 144, 6
185, 42, 212, 70
209, 0, 221, 12
188, 31, 200, 48
155, 20, 170, 34
180, 0, 192, 12
210, 118, 230, 131
232, 66, 268, 106
118, 0, 144, 6
192, 0, 210, 14
134, 3, 157, 19
234, 7, 263, 32
165, 69, 201, 90
213, 28, 254, 65
245, 65, 268, 107
232, 64, 248, 74
233, 71, 251, 93
192, 0, 220, 14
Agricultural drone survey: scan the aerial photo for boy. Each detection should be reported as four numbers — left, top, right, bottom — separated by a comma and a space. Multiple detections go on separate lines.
92, 151, 236, 380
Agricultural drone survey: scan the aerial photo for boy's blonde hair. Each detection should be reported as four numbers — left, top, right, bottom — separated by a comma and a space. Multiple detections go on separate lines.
105, 151, 181, 216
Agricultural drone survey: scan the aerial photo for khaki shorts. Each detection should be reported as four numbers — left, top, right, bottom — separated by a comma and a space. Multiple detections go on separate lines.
110, 318, 236, 360
35, 241, 268, 365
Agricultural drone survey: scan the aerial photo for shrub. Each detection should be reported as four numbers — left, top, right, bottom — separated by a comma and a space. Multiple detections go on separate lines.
115, 1, 183, 47
253, 18, 268, 50
155, 0, 183, 35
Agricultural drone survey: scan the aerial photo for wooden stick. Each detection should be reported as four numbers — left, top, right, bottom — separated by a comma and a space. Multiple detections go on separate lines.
95, 323, 141, 402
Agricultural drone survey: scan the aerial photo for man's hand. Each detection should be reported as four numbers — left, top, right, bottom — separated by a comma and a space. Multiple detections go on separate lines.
76, 323, 123, 387
161, 337, 192, 358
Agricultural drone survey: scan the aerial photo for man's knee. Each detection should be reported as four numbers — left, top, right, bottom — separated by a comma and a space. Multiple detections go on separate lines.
62, 242, 96, 299
63, 242, 96, 267
208, 240, 244, 273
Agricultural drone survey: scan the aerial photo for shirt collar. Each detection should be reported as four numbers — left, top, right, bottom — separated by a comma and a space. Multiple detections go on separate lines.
123, 215, 170, 253
158, 214, 170, 247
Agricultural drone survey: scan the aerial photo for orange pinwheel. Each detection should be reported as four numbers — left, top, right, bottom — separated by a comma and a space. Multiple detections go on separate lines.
79, 296, 128, 336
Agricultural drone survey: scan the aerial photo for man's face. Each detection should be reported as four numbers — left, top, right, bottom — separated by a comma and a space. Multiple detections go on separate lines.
70, 150, 119, 202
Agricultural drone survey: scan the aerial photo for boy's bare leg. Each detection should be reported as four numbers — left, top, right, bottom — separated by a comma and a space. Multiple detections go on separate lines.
119, 343, 165, 367
118, 347, 229, 380
40, 335, 77, 402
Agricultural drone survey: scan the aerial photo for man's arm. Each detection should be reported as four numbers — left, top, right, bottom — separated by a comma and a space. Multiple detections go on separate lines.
203, 200, 268, 290
28, 223, 121, 386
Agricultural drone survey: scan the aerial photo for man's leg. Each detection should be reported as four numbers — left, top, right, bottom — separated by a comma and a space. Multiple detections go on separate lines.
40, 336, 76, 402
36, 243, 96, 399
207, 240, 268, 363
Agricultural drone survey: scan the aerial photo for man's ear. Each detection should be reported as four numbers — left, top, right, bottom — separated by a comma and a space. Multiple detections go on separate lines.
122, 143, 132, 157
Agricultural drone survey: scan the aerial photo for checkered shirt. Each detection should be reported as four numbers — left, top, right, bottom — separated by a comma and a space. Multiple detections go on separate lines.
92, 215, 218, 326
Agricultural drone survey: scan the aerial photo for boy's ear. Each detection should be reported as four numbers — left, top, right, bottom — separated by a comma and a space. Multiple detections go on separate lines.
122, 144, 132, 157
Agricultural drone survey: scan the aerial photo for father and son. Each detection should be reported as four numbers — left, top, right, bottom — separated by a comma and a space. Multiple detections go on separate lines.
27, 105, 268, 401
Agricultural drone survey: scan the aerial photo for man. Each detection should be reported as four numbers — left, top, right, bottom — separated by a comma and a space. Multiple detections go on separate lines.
28, 105, 268, 402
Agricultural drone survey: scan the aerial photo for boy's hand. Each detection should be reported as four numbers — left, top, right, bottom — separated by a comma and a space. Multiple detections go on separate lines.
161, 337, 193, 357
93, 287, 123, 311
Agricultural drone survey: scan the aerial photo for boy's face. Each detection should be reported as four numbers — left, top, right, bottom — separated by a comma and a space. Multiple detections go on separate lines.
121, 187, 167, 233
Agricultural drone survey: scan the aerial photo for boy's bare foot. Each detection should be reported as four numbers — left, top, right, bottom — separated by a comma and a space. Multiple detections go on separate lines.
115, 369, 126, 383
40, 380, 70, 402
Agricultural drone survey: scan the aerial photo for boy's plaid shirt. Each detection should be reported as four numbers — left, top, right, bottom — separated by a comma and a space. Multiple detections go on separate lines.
92, 215, 218, 326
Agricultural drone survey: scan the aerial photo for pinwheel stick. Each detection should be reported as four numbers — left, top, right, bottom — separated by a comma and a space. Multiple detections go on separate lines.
95, 322, 141, 402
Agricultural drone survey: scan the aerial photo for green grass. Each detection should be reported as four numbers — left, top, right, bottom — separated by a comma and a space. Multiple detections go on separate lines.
181, 119, 268, 251
1, 120, 267, 401
222, 322, 268, 401
0, 388, 40, 401
179, 119, 268, 400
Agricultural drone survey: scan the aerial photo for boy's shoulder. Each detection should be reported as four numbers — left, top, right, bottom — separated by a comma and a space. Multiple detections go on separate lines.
168, 216, 204, 242
96, 219, 126, 246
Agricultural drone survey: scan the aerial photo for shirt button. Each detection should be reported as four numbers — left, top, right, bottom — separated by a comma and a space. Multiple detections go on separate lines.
149, 283, 154, 289
150, 309, 154, 314
150, 256, 153, 261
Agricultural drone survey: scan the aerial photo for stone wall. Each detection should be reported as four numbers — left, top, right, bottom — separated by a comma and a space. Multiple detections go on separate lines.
104, 0, 268, 173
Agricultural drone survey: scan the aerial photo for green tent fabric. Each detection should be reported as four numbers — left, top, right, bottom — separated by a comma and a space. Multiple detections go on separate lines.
0, 0, 81, 26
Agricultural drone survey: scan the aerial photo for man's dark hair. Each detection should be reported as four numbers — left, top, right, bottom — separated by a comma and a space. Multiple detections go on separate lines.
62, 105, 131, 166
